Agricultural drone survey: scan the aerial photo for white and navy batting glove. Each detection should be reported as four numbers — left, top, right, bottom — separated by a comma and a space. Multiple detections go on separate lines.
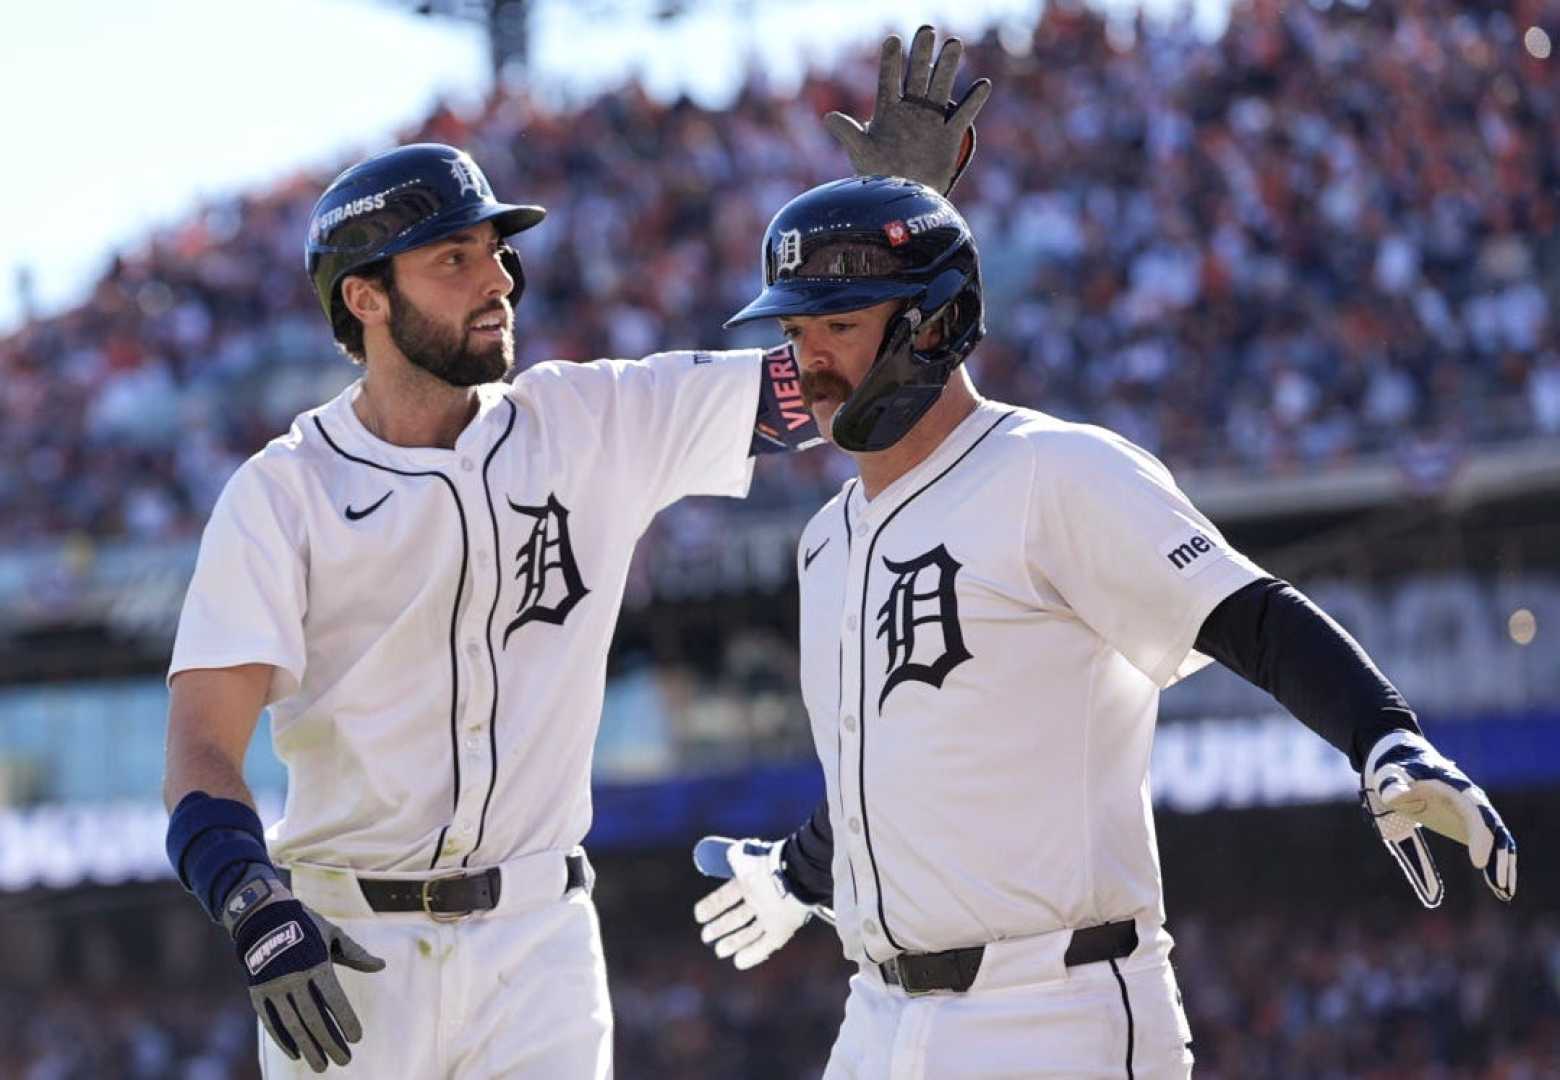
692, 838, 812, 971
1361, 731, 1517, 908
224, 865, 385, 1072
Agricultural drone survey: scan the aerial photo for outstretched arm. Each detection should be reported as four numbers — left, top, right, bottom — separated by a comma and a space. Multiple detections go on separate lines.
1196, 577, 1517, 906
1194, 578, 1417, 770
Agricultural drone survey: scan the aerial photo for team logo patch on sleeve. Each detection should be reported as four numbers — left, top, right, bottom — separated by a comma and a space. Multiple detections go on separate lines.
1158, 529, 1225, 577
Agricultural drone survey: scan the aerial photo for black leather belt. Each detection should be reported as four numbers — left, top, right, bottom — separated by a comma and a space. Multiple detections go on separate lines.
878, 919, 1139, 995
351, 853, 588, 921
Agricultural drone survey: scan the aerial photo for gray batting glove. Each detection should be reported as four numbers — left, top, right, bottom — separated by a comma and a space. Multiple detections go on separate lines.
824, 25, 993, 195
1361, 731, 1517, 908
693, 838, 812, 970
223, 865, 386, 1072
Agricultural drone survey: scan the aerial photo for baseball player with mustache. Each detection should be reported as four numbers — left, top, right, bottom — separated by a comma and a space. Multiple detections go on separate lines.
693, 173, 1517, 1079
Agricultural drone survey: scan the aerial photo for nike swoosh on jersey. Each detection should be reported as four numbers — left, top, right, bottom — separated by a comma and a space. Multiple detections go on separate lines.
803, 537, 831, 570
344, 491, 393, 521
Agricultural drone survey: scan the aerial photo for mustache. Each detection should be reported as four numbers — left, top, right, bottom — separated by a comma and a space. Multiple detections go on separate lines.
801, 370, 853, 407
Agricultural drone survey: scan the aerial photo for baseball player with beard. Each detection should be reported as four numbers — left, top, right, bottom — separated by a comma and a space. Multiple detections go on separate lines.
692, 176, 1518, 1079
160, 29, 988, 1078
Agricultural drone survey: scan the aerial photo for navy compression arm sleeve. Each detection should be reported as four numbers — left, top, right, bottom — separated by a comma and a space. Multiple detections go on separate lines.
780, 798, 834, 905
1194, 577, 1420, 770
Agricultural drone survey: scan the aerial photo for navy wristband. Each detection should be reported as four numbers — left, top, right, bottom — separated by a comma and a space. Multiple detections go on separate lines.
166, 791, 274, 922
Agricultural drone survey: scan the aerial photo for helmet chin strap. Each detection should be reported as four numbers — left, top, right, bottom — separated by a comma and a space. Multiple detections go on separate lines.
830, 269, 970, 453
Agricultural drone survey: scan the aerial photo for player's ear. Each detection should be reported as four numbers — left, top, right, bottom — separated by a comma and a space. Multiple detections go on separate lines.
341, 273, 390, 328
913, 310, 947, 351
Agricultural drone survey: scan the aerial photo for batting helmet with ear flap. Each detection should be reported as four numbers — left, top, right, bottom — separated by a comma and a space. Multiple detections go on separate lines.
305, 143, 545, 325
725, 175, 984, 452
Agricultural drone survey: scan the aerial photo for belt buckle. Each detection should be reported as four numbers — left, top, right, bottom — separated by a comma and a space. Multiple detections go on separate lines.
421, 870, 472, 923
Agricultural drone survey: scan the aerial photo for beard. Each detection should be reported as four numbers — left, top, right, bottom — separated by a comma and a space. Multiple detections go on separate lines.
387, 282, 513, 387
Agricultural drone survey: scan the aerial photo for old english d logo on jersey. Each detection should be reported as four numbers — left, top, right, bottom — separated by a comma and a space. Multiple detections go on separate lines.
504, 493, 589, 645
875, 544, 972, 707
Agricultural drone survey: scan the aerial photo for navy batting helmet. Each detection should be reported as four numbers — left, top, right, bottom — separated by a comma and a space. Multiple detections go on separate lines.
305, 143, 545, 325
725, 176, 984, 452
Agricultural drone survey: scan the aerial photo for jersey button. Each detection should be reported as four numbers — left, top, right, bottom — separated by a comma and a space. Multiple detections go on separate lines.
854, 523, 868, 538
864, 919, 880, 936
460, 458, 475, 472
466, 641, 481, 657
848, 817, 861, 834
845, 615, 858, 631
842, 715, 857, 732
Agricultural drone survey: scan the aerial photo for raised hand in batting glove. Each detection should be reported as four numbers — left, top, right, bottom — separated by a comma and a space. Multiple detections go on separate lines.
824, 25, 993, 195
693, 837, 813, 970
1361, 731, 1517, 908
223, 865, 385, 1072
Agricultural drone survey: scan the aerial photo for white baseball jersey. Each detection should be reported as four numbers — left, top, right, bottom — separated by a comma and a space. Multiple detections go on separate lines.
170, 349, 761, 872
796, 400, 1265, 965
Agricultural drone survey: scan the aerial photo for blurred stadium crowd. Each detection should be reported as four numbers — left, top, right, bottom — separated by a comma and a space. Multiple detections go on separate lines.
2, 2, 1557, 1077
2, 0, 1558, 547
3, 900, 1556, 1079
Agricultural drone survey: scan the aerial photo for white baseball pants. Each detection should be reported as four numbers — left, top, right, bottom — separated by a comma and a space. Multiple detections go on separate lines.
259, 849, 612, 1079
823, 924, 1193, 1080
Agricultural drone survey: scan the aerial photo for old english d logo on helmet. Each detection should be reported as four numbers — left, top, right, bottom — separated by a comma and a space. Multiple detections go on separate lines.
446, 151, 492, 199
726, 176, 985, 452
304, 143, 547, 324
775, 229, 804, 274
